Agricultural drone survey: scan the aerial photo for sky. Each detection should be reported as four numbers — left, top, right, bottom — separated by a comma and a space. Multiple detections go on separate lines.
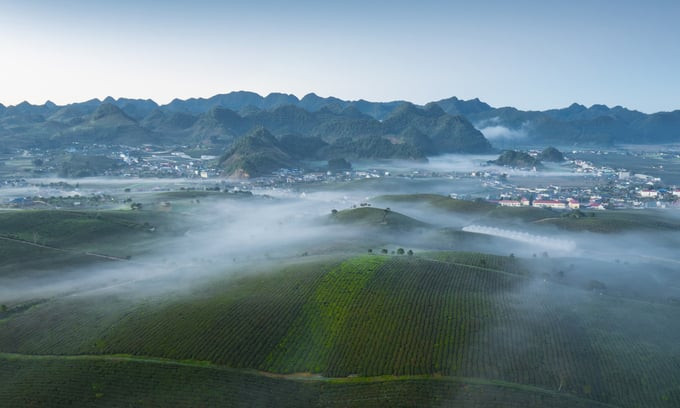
0, 0, 679, 112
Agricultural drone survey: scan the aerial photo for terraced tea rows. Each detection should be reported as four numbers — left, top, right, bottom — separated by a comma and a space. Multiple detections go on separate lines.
1, 253, 678, 407
0, 354, 614, 408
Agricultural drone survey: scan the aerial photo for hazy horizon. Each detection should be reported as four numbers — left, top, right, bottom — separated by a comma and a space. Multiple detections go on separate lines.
1, 90, 671, 114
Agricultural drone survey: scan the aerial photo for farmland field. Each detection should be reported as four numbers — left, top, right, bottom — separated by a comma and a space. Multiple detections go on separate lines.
1, 250, 679, 407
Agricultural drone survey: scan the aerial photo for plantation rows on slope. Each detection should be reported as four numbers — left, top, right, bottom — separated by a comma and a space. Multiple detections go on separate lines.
0, 210, 180, 278
0, 355, 613, 408
1, 254, 678, 407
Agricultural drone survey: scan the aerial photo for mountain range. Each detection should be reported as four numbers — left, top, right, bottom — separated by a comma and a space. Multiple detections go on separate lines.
1, 92, 679, 157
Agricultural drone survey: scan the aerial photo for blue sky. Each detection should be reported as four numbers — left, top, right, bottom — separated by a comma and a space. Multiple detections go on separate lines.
1, 0, 679, 112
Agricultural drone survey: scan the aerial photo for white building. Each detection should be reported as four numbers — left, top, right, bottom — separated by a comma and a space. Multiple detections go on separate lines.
568, 198, 580, 209
533, 199, 567, 209
499, 200, 522, 207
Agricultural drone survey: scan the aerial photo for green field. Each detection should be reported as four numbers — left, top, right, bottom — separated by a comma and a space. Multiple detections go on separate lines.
376, 193, 680, 232
1, 200, 679, 407
0, 209, 181, 278
0, 354, 615, 408
330, 206, 429, 230
1, 253, 678, 407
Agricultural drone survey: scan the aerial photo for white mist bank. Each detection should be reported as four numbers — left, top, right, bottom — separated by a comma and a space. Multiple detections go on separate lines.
463, 224, 577, 253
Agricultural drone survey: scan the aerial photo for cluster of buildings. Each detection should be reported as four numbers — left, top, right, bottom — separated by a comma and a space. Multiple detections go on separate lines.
638, 188, 680, 199
115, 148, 219, 178
264, 168, 388, 187
495, 197, 604, 210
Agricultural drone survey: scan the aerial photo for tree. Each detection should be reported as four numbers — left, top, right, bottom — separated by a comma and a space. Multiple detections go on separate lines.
368, 249, 373, 253
331, 209, 338, 215
397, 248, 405, 255
407, 250, 413, 256
0, 304, 7, 313
381, 249, 388, 254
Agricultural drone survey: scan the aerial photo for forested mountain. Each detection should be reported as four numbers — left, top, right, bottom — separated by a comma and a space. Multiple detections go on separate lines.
0, 93, 492, 159
1, 91, 679, 156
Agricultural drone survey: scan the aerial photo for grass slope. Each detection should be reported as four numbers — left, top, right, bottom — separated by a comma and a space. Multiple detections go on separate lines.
0, 209, 176, 277
0, 254, 678, 407
330, 207, 429, 229
0, 210, 166, 253
0, 354, 611, 408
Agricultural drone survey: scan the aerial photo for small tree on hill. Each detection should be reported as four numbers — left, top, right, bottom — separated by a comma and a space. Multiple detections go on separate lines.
397, 248, 405, 255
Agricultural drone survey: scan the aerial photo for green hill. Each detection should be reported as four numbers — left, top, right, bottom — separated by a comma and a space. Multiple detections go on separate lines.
329, 207, 429, 230
52, 103, 158, 146
538, 146, 565, 162
0, 354, 611, 408
489, 150, 542, 168
219, 127, 297, 178
375, 194, 496, 214
383, 103, 493, 154
0, 210, 175, 278
1, 255, 678, 407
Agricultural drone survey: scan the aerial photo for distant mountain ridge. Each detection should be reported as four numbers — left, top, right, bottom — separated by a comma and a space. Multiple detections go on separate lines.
1, 91, 679, 152
0, 92, 492, 159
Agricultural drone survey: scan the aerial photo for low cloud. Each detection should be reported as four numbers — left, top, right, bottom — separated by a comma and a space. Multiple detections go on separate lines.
475, 118, 530, 141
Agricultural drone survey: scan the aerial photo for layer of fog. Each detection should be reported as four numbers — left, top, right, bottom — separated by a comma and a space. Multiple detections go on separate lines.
463, 225, 577, 253
475, 117, 531, 142
3, 179, 680, 309
0, 192, 384, 303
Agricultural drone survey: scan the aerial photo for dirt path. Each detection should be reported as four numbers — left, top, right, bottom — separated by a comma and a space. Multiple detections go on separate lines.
0, 234, 129, 261
0, 352, 618, 407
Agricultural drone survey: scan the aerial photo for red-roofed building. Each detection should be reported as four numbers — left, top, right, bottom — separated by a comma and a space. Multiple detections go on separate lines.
588, 201, 606, 210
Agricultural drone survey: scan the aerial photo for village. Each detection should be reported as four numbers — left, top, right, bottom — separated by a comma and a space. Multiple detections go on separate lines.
2, 145, 680, 211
